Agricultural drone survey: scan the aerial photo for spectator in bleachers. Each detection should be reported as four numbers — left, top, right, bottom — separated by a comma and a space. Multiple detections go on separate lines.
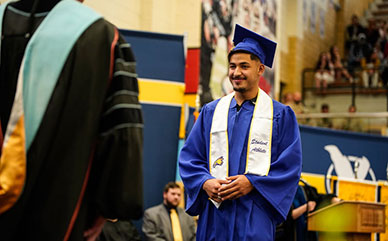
314, 52, 335, 91
340, 105, 364, 132
365, 19, 380, 50
376, 44, 385, 85
330, 45, 354, 83
379, 22, 388, 86
377, 19, 387, 51
348, 33, 373, 77
383, 68, 388, 86
361, 47, 381, 87
383, 31, 388, 86
384, 32, 388, 59
346, 14, 365, 55
316, 103, 333, 128
290, 92, 306, 114
374, 42, 386, 61
289, 91, 311, 125
384, 27, 388, 59
282, 92, 294, 106
283, 92, 306, 114
382, 57, 388, 86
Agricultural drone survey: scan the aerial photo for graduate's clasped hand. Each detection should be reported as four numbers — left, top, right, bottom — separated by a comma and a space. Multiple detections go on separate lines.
203, 175, 253, 203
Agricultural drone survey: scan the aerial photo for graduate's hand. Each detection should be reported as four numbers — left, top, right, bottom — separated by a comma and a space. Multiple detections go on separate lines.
218, 175, 253, 200
83, 216, 106, 241
203, 178, 231, 203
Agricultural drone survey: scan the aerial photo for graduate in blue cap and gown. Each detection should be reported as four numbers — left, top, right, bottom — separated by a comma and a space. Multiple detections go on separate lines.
179, 24, 302, 241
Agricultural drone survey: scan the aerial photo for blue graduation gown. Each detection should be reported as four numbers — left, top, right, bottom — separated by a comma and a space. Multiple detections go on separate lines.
179, 97, 302, 241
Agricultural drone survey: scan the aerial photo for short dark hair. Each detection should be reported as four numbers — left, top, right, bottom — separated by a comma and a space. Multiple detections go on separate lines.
228, 50, 260, 62
163, 182, 180, 193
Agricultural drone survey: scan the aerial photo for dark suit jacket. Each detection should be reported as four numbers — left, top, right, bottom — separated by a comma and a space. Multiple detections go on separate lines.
142, 204, 196, 241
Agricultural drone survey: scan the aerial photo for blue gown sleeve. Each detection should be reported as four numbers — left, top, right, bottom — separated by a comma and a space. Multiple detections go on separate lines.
179, 105, 214, 216
245, 105, 302, 223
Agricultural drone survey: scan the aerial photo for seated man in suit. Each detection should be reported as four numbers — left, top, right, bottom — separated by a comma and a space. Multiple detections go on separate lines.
143, 182, 196, 241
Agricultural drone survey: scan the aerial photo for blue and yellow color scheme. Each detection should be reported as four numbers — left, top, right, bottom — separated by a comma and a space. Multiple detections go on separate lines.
299, 126, 388, 240
212, 156, 224, 169
120, 29, 197, 210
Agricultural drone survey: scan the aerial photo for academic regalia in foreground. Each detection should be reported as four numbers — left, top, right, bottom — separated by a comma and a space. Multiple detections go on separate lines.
179, 97, 302, 241
0, 1, 143, 241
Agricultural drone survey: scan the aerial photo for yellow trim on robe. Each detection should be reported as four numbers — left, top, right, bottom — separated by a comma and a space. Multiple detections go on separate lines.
225, 107, 230, 178
0, 115, 27, 214
266, 99, 273, 176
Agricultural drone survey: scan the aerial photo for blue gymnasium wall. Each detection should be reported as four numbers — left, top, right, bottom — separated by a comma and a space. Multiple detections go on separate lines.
120, 29, 185, 83
300, 125, 388, 183
120, 30, 185, 212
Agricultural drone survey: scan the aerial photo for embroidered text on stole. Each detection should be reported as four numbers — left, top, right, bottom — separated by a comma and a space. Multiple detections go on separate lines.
209, 88, 273, 181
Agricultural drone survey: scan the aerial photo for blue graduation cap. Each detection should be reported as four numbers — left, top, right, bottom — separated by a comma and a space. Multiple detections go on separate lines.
229, 24, 277, 68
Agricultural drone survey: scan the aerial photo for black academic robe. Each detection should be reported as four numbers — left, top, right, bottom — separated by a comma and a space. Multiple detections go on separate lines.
0, 4, 143, 241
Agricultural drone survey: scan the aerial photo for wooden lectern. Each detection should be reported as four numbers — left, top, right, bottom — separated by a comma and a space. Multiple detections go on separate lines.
308, 201, 386, 241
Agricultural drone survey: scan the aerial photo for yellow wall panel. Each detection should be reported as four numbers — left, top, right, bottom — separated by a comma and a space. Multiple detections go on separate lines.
301, 173, 326, 194
183, 94, 197, 108
83, 0, 201, 48
84, 0, 142, 30
138, 78, 185, 106
338, 179, 377, 202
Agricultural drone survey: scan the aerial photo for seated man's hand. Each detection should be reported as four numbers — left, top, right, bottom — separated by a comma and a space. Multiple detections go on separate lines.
218, 175, 253, 201
203, 178, 230, 203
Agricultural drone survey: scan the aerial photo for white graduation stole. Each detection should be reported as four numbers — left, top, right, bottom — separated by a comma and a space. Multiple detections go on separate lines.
209, 88, 273, 207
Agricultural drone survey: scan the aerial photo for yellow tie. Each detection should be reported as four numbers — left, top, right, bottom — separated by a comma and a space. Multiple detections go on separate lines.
170, 209, 183, 241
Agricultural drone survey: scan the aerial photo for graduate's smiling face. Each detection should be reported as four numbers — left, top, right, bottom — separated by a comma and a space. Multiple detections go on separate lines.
228, 52, 264, 96
163, 187, 181, 208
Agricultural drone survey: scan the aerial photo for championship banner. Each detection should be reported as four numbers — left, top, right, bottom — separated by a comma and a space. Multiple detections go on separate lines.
199, 0, 278, 106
